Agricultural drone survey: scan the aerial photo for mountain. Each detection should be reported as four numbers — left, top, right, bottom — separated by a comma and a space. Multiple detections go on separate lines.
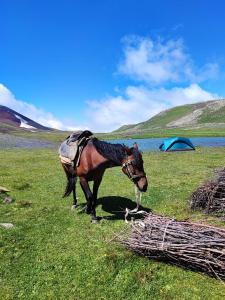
0, 105, 52, 131
114, 99, 225, 135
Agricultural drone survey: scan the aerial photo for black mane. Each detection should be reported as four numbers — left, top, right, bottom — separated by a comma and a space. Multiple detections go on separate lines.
92, 138, 126, 165
132, 148, 144, 170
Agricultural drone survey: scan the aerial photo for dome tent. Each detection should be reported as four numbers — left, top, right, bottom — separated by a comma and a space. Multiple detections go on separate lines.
159, 137, 195, 152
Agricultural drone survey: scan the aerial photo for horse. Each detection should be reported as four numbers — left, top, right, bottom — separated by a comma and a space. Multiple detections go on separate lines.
60, 137, 148, 222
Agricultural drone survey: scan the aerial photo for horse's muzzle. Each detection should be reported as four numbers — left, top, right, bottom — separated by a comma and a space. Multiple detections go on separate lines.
137, 177, 148, 192
142, 183, 148, 192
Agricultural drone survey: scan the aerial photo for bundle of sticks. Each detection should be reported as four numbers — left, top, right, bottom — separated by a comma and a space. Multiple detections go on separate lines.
190, 168, 225, 215
119, 213, 225, 280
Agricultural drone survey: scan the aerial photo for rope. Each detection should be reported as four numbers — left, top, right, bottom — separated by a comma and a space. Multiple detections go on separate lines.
125, 185, 144, 223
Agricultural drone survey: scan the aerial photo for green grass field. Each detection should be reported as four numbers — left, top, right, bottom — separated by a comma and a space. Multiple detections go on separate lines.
103, 127, 225, 140
1, 147, 225, 300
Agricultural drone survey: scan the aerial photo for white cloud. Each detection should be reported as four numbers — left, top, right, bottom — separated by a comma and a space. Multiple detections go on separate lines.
86, 84, 218, 132
85, 35, 220, 132
0, 84, 81, 130
1, 35, 221, 133
118, 36, 219, 85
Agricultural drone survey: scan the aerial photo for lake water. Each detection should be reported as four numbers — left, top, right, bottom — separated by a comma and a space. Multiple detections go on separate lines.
109, 137, 225, 151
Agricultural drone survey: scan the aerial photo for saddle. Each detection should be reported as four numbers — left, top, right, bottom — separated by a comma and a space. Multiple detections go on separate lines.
59, 130, 93, 166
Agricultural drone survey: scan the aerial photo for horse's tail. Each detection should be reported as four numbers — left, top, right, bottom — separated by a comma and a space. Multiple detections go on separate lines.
63, 175, 75, 198
62, 164, 76, 198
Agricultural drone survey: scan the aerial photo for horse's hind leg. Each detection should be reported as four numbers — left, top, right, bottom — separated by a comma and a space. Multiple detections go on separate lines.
79, 177, 95, 217
92, 175, 103, 220
71, 177, 78, 210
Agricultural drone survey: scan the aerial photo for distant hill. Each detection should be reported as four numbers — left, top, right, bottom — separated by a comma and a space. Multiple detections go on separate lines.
0, 105, 52, 131
114, 99, 225, 135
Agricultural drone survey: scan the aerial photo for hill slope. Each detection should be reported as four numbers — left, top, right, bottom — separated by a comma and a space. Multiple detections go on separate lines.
0, 105, 52, 131
114, 99, 225, 136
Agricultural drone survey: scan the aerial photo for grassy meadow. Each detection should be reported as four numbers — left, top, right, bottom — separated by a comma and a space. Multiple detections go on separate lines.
1, 147, 225, 299
102, 127, 225, 140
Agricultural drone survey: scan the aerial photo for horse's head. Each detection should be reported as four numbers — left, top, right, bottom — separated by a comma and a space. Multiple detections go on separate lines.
122, 143, 148, 192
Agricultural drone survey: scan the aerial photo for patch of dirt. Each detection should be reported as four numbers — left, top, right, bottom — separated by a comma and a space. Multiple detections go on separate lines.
167, 99, 225, 127
167, 108, 203, 127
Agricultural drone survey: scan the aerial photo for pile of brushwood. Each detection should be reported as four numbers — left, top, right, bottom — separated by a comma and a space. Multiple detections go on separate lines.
190, 168, 225, 215
119, 213, 225, 280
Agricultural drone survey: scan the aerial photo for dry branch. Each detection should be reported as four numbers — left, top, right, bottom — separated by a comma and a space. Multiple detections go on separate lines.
119, 213, 225, 280
190, 168, 225, 215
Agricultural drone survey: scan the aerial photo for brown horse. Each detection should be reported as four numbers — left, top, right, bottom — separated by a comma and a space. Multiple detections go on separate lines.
61, 138, 148, 222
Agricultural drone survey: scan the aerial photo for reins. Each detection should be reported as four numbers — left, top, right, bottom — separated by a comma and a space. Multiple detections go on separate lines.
122, 158, 146, 182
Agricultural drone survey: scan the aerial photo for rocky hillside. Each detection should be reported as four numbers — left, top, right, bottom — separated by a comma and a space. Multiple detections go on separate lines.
0, 105, 52, 131
114, 99, 225, 135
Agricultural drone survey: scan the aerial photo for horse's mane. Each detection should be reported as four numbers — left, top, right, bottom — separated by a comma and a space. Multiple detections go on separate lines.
92, 138, 126, 165
132, 148, 144, 170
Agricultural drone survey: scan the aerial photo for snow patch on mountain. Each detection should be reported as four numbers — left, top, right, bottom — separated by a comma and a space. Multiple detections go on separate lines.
14, 114, 37, 129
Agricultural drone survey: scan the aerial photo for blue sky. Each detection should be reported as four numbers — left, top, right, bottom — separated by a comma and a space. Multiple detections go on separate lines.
1, 0, 225, 131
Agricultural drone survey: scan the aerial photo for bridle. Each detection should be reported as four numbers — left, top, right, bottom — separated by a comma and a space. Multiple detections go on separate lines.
122, 158, 146, 182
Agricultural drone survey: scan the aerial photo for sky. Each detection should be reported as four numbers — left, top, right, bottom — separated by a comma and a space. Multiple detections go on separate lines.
1, 0, 225, 132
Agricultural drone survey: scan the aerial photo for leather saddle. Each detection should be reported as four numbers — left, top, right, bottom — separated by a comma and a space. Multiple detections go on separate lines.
65, 130, 93, 144
59, 130, 93, 166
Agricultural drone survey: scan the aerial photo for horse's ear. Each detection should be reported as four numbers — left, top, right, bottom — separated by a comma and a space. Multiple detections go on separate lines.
133, 142, 138, 149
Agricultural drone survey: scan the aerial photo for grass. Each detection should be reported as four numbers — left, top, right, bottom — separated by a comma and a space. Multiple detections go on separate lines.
1, 147, 225, 299
114, 103, 196, 132
102, 127, 225, 140
136, 105, 195, 129
0, 123, 69, 144
199, 106, 225, 124
111, 100, 225, 139
1, 120, 225, 144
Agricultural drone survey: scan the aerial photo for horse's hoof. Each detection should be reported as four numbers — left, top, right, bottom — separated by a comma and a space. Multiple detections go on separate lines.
71, 205, 78, 210
85, 207, 92, 214
91, 219, 98, 224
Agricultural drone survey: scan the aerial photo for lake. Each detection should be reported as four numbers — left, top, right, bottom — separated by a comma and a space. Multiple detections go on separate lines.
109, 137, 225, 151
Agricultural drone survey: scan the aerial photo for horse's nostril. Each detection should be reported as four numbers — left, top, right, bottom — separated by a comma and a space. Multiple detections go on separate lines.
142, 184, 148, 192
137, 183, 147, 192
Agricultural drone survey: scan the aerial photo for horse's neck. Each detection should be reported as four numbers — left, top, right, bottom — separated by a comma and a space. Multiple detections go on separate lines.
106, 150, 126, 168
91, 139, 127, 167
106, 159, 122, 168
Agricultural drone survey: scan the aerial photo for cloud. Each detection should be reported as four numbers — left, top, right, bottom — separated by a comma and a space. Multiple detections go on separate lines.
0, 84, 81, 130
86, 83, 218, 132
118, 36, 219, 85
85, 35, 220, 132
1, 35, 221, 133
